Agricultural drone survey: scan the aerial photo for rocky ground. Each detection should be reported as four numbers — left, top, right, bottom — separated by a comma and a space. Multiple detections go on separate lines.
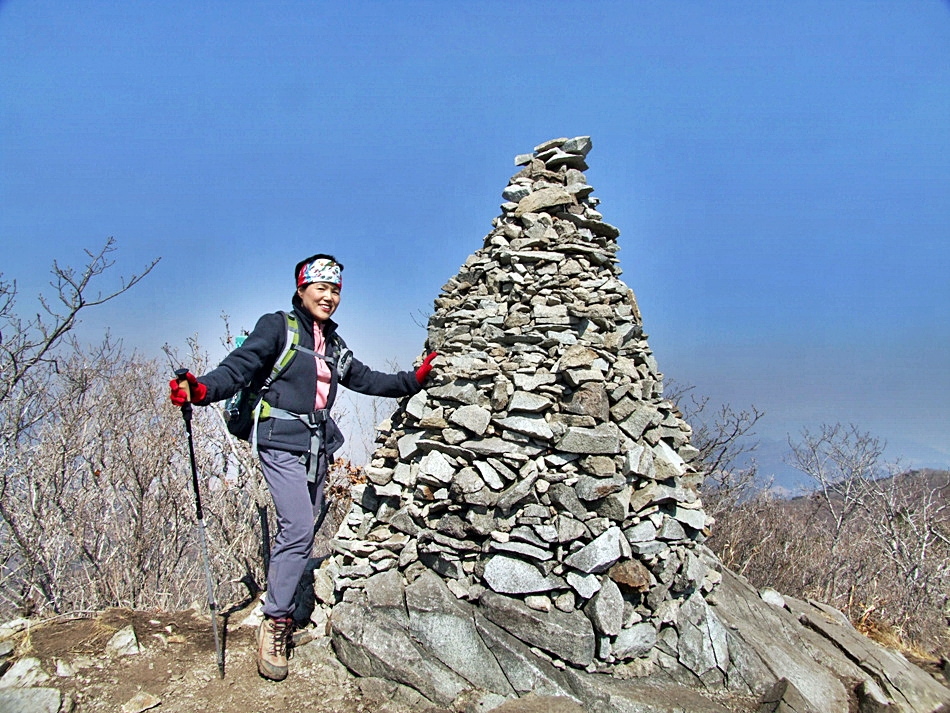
0, 602, 765, 713
0, 605, 367, 713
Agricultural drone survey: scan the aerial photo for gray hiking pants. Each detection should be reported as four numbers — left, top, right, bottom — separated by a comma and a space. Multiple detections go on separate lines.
258, 447, 326, 619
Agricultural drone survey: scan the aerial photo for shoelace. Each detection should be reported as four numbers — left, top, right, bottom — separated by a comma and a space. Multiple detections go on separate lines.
268, 617, 293, 656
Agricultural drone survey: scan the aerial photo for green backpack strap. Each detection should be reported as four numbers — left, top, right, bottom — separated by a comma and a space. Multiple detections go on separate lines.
264, 311, 300, 387
254, 312, 300, 431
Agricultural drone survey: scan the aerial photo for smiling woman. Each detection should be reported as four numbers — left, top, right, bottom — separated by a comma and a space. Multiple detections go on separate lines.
167, 251, 437, 682
294, 254, 342, 322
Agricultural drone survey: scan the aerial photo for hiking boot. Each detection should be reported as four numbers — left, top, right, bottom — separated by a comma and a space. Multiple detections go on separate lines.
256, 616, 293, 681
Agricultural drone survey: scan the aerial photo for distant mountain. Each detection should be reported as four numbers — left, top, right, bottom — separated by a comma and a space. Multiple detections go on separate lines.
728, 434, 950, 496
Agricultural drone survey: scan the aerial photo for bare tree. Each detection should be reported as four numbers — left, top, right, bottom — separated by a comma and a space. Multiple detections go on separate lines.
668, 381, 765, 520
780, 424, 950, 651
0, 240, 159, 614
787, 423, 884, 552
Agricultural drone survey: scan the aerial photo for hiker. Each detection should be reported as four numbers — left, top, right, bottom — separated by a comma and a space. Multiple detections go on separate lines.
169, 254, 436, 681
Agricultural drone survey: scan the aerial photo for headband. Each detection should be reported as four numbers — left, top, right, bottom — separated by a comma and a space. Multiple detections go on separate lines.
297, 258, 343, 288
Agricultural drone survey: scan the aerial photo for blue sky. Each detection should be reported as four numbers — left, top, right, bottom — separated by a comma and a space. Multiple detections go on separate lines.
2, 1, 948, 483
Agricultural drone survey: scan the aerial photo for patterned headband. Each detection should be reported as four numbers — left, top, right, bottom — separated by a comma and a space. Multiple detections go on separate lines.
297, 259, 343, 288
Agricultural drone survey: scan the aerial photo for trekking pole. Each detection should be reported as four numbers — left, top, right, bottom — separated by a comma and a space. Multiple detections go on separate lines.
174, 369, 225, 679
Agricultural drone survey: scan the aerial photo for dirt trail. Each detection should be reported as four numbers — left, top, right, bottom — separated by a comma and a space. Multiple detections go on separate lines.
10, 606, 418, 713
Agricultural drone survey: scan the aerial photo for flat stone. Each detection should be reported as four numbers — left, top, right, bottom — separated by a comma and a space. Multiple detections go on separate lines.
417, 439, 476, 460
629, 482, 659, 513
0, 688, 61, 713
392, 463, 414, 486
657, 517, 687, 541
608, 559, 653, 593
453, 467, 486, 494
672, 506, 707, 531
105, 625, 140, 656
558, 212, 621, 239
365, 466, 394, 486
556, 424, 621, 455
623, 520, 657, 543
480, 591, 596, 667
613, 623, 658, 660
563, 526, 631, 573
405, 571, 513, 695
508, 249, 565, 264
397, 431, 425, 460
508, 391, 552, 413
557, 515, 589, 543
449, 404, 491, 436
474, 615, 583, 700
558, 345, 600, 369
473, 461, 505, 490
513, 372, 557, 390
0, 657, 50, 688
532, 304, 569, 321
331, 602, 470, 706
405, 390, 428, 420
496, 415, 554, 441
562, 136, 593, 156
463, 437, 543, 458
496, 470, 540, 514
388, 507, 419, 536
630, 540, 668, 557
490, 540, 553, 562
652, 483, 698, 504
531, 524, 559, 544
365, 569, 407, 613
549, 484, 590, 520
619, 405, 661, 440
545, 149, 588, 171
562, 368, 604, 388
565, 571, 601, 599
534, 137, 568, 152
503, 184, 531, 202
560, 383, 610, 421
653, 440, 687, 478
584, 577, 624, 637
313, 568, 335, 605
428, 382, 481, 405
483, 555, 563, 594
575, 474, 626, 501
374, 482, 402, 498
419, 450, 456, 484
121, 692, 162, 713
515, 187, 573, 217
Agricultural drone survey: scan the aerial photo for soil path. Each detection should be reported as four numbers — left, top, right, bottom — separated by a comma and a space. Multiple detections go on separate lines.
12, 606, 423, 713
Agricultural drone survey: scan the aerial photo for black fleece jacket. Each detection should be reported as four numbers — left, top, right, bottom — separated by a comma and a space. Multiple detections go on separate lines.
197, 301, 421, 454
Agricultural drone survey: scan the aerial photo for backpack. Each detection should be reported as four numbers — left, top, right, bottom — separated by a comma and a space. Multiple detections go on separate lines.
222, 311, 352, 441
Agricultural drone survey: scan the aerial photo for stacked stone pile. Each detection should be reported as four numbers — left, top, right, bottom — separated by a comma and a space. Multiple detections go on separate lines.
324, 137, 734, 707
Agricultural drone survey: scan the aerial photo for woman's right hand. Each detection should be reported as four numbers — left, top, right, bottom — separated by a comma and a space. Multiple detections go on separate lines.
169, 370, 207, 406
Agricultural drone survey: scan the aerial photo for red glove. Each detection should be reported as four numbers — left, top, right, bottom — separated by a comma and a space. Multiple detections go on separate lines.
169, 371, 207, 406
415, 352, 437, 384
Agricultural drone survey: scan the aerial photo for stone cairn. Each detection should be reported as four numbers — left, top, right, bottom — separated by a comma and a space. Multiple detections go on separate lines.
323, 137, 730, 707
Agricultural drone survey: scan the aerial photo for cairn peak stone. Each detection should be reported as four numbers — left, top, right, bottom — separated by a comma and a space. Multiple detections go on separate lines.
326, 136, 727, 704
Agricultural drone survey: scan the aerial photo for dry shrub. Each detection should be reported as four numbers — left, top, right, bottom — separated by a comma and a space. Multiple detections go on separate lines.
702, 424, 950, 658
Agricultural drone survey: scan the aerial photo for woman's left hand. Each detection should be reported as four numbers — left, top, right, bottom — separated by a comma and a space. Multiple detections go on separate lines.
415, 352, 437, 384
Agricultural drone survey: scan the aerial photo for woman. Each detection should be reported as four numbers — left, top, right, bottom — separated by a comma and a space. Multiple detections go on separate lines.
170, 254, 435, 681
